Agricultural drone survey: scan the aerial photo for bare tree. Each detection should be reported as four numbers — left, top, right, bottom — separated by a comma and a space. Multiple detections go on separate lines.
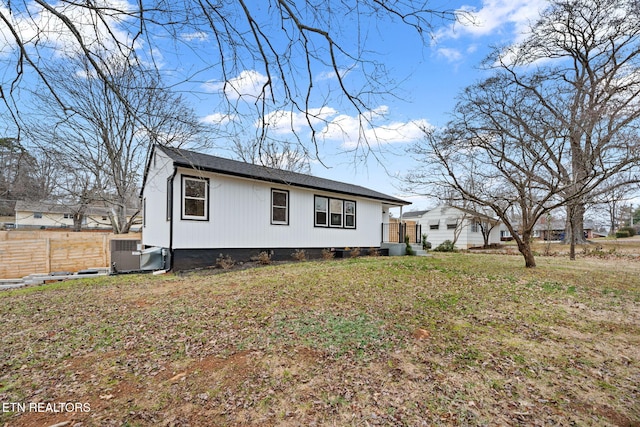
475, 216, 499, 249
0, 1, 457, 158
590, 177, 638, 235
408, 0, 640, 265
0, 138, 51, 214
490, 0, 640, 246
440, 196, 501, 249
450, 212, 468, 248
406, 74, 573, 268
231, 139, 311, 174
24, 56, 210, 233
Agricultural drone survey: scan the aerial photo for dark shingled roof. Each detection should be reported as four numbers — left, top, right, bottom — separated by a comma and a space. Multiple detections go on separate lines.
402, 210, 429, 219
155, 145, 410, 206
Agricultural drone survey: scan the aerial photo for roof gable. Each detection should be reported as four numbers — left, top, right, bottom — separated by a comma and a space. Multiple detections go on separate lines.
420, 205, 499, 222
153, 145, 410, 206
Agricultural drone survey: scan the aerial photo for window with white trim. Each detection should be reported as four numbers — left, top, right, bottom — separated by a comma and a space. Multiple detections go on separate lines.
182, 175, 209, 220
330, 199, 343, 227
271, 189, 289, 225
344, 200, 356, 228
315, 196, 328, 226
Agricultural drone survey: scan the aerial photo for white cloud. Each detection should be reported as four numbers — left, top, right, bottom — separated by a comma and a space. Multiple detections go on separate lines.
181, 31, 209, 42
319, 106, 432, 148
315, 65, 355, 82
200, 112, 235, 125
203, 70, 270, 101
437, 47, 463, 63
439, 0, 549, 41
260, 107, 338, 134
253, 104, 429, 148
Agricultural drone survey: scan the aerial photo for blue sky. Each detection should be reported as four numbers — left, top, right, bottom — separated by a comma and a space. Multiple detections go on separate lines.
0, 0, 551, 213
176, 0, 552, 213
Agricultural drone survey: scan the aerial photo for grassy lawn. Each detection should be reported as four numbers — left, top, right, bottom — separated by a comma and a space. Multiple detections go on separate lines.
1, 253, 639, 426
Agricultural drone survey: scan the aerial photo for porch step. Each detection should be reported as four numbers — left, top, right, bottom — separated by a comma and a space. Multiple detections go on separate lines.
410, 244, 430, 257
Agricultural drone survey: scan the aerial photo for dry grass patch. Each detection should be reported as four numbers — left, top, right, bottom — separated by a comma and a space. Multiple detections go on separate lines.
0, 254, 638, 426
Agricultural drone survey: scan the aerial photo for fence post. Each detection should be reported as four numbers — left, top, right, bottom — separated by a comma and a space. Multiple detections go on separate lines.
45, 238, 51, 274
103, 234, 108, 267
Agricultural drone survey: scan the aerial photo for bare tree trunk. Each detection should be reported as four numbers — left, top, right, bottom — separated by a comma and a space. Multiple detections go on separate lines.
564, 203, 587, 246
516, 232, 537, 268
72, 213, 84, 232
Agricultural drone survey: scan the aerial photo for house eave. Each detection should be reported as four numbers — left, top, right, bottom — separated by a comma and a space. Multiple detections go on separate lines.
170, 159, 411, 207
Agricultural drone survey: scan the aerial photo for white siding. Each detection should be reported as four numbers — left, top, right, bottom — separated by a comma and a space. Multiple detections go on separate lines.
15, 212, 129, 230
141, 149, 175, 247
170, 168, 384, 249
416, 206, 501, 249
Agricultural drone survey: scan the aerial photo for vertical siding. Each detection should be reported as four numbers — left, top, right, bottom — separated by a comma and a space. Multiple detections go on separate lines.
171, 170, 385, 250
417, 206, 502, 249
141, 149, 174, 248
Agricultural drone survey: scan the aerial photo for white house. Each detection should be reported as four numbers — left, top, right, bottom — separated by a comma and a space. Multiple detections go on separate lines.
14, 201, 140, 231
140, 145, 412, 270
403, 205, 502, 249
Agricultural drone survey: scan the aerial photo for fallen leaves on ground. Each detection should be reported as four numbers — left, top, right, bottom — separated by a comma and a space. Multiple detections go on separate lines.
1, 254, 639, 426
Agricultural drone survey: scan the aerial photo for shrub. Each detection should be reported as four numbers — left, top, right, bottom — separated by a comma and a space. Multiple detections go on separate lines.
422, 234, 430, 251
405, 235, 415, 256
350, 247, 361, 257
618, 226, 636, 237
321, 248, 335, 260
216, 253, 235, 269
615, 230, 630, 239
256, 251, 272, 265
433, 240, 456, 252
291, 249, 307, 261
368, 247, 380, 257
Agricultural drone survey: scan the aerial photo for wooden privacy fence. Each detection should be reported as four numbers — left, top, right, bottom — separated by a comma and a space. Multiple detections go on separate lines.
383, 222, 422, 244
0, 231, 141, 279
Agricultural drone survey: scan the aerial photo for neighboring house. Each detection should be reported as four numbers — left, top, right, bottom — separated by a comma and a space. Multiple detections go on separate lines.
500, 218, 602, 241
403, 205, 502, 249
533, 218, 599, 240
14, 201, 141, 231
140, 145, 412, 270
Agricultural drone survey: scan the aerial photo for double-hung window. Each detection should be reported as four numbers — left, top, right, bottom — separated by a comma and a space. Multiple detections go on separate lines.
344, 201, 356, 228
315, 197, 328, 226
315, 196, 356, 229
271, 189, 289, 225
182, 175, 209, 220
330, 199, 343, 227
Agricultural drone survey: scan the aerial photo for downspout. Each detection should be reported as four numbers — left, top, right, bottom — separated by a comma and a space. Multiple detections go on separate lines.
167, 167, 177, 271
